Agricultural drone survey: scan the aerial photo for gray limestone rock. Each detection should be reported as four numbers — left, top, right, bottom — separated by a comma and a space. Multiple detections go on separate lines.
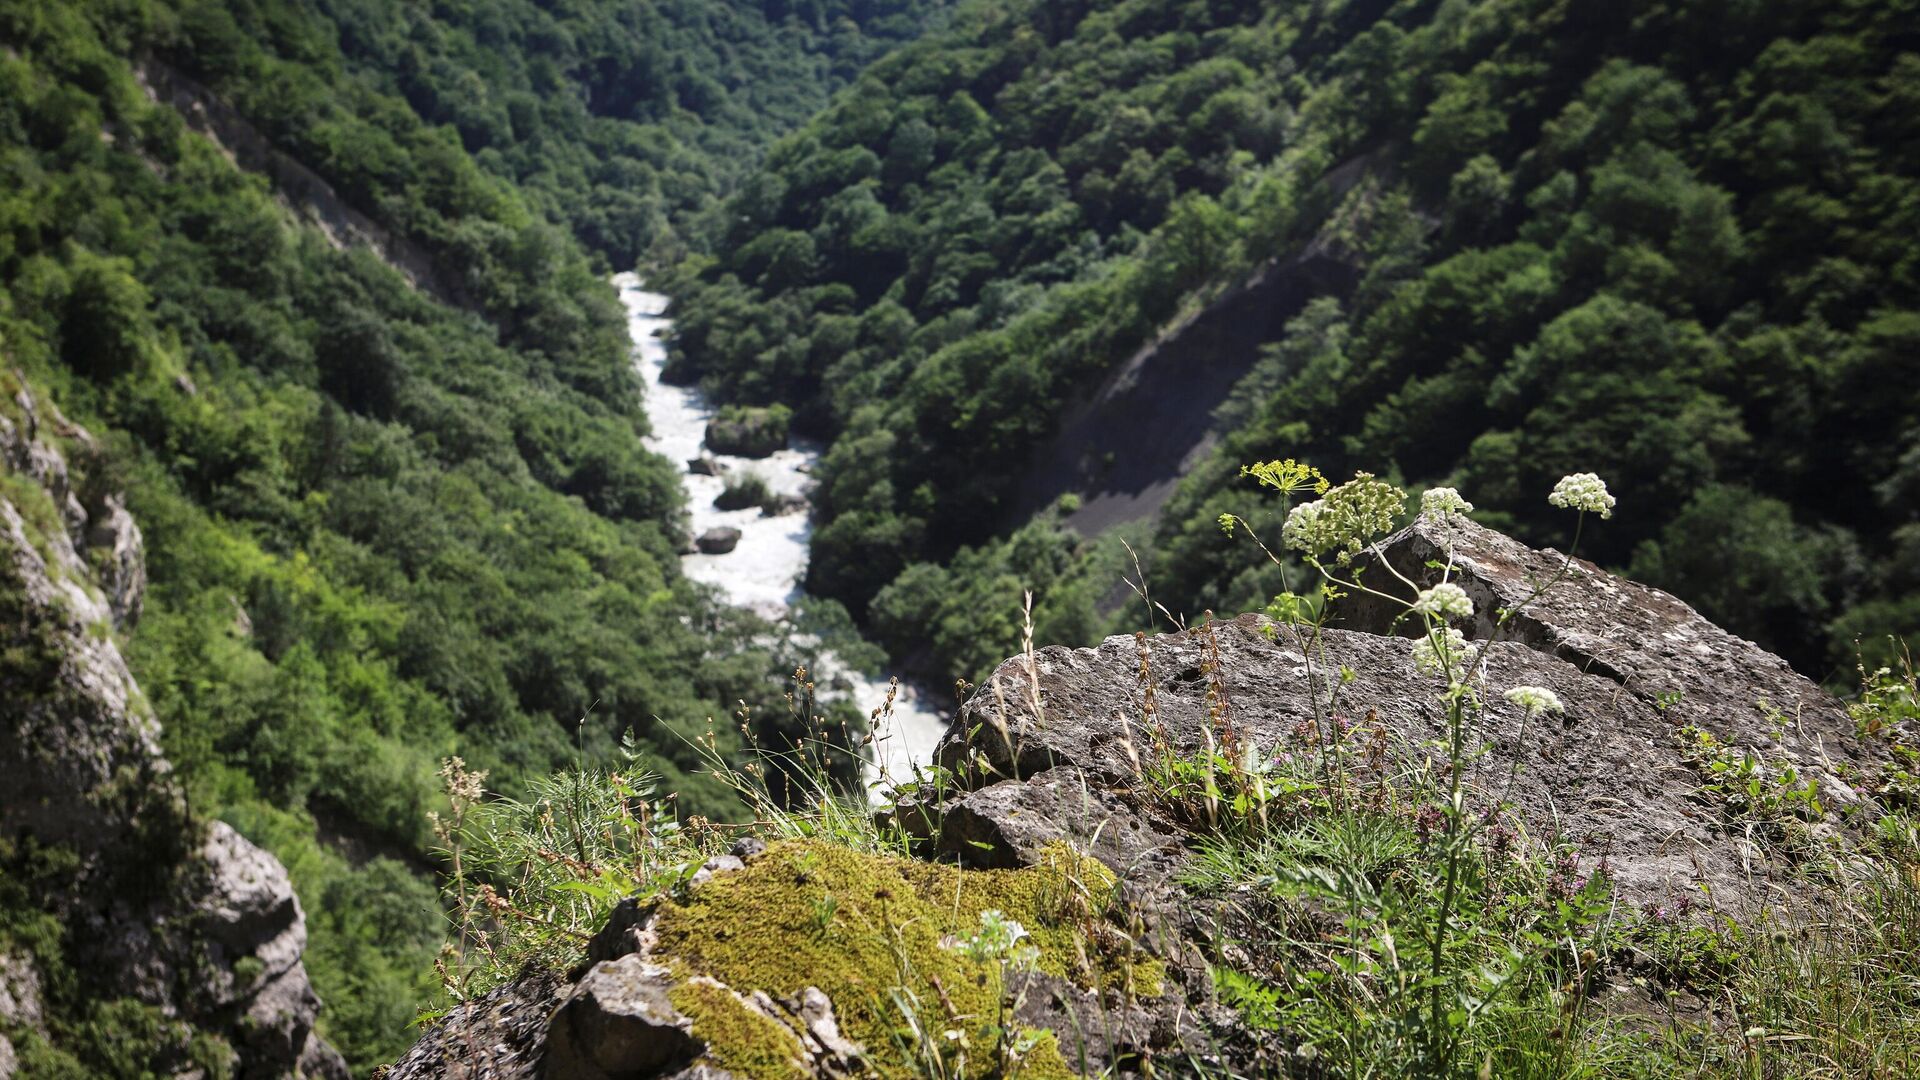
759, 493, 809, 518
545, 957, 704, 1080
932, 523, 1872, 919
393, 518, 1875, 1077
1336, 517, 1871, 794
385, 969, 567, 1080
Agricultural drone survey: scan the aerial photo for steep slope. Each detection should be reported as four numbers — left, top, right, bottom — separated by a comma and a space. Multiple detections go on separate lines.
667, 0, 1920, 686
2, 375, 343, 1078
155, 0, 956, 269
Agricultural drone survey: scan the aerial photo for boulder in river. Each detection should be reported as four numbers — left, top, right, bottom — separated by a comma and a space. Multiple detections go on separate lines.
685, 456, 723, 477
703, 405, 791, 459
693, 527, 741, 555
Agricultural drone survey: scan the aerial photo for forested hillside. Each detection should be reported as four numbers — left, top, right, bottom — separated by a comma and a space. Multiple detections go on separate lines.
667, 0, 1920, 685
163, 0, 952, 269
0, 1, 945, 1070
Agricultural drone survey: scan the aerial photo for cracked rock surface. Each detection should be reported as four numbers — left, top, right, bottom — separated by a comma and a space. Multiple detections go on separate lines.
933, 518, 1870, 919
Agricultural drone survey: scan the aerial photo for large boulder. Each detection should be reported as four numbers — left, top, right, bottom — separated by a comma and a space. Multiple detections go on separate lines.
1334, 516, 1865, 769
392, 834, 1192, 1080
931, 518, 1872, 918
392, 519, 1882, 1078
545, 957, 706, 1080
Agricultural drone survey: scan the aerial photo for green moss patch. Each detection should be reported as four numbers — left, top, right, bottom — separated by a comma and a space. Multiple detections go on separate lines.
668, 979, 809, 1080
651, 840, 1164, 1078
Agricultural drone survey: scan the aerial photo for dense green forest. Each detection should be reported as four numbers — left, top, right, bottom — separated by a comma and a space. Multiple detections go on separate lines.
161, 0, 952, 271
0, 0, 943, 1070
666, 0, 1920, 685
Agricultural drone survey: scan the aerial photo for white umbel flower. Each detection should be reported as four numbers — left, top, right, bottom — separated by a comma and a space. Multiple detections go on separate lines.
1504, 685, 1565, 715
1411, 582, 1474, 621
1548, 473, 1615, 518
1281, 499, 1327, 554
1412, 627, 1478, 678
1420, 486, 1474, 523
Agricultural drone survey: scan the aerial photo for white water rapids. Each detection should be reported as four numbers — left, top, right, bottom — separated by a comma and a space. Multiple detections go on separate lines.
613, 273, 950, 786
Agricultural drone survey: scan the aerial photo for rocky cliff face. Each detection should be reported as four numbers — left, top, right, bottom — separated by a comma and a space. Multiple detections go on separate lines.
0, 373, 344, 1079
388, 516, 1878, 1078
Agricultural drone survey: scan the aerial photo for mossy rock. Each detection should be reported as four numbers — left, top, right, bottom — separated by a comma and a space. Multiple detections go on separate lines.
704, 405, 792, 459
668, 979, 812, 1080
651, 839, 1164, 1079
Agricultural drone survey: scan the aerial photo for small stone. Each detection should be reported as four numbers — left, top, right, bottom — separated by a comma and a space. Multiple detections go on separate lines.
689, 854, 745, 888
793, 986, 862, 1068
759, 493, 809, 518
584, 897, 656, 967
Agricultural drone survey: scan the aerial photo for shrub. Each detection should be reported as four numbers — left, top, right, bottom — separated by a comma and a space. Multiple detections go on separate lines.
713, 472, 773, 511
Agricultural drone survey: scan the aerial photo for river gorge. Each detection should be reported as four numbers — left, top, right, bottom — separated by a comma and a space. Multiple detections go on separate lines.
614, 273, 949, 788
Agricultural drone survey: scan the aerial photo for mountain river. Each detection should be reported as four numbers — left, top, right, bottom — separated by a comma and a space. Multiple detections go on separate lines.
613, 273, 950, 788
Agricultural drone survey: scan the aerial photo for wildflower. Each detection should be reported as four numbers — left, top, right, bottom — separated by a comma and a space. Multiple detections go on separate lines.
1504, 685, 1565, 715
439, 757, 487, 805
1420, 486, 1474, 523
1242, 458, 1328, 495
1280, 499, 1327, 554
950, 909, 1036, 966
1482, 819, 1515, 856
1548, 473, 1615, 519
1411, 582, 1474, 621
1412, 627, 1478, 678
1281, 472, 1407, 563
1414, 803, 1445, 844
